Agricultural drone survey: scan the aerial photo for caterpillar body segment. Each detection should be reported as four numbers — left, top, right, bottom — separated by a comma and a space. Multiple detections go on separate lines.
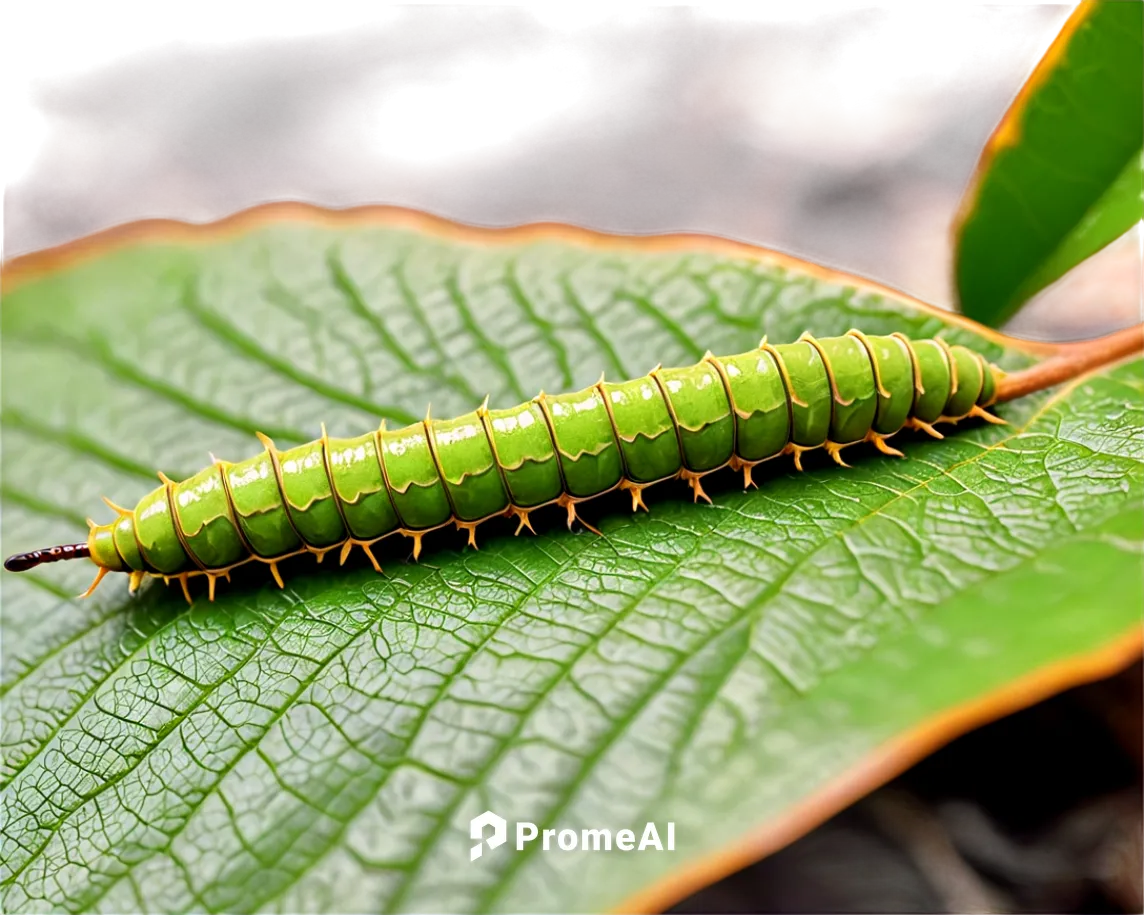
4, 332, 1005, 601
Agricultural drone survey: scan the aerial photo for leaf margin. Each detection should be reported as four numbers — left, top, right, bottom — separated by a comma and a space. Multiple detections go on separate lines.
0, 201, 1062, 365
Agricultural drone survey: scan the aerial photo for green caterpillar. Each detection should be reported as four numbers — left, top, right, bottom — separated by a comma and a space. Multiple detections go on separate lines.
4, 330, 1004, 602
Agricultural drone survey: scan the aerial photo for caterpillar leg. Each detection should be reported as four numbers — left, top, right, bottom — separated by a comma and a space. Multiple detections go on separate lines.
936, 405, 1006, 426
405, 530, 425, 561
558, 494, 602, 535
823, 441, 852, 468
969, 404, 1007, 425
455, 520, 481, 549
165, 573, 193, 604
865, 430, 906, 459
906, 418, 944, 439
742, 464, 757, 489
360, 542, 382, 573
268, 560, 285, 588
783, 442, 816, 472
507, 506, 536, 535
128, 570, 146, 595
206, 571, 231, 602
620, 479, 650, 512
728, 456, 764, 490
679, 469, 712, 505
935, 409, 1003, 428
339, 539, 384, 573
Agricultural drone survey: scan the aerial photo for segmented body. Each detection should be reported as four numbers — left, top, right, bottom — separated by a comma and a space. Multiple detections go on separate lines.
30, 331, 1005, 601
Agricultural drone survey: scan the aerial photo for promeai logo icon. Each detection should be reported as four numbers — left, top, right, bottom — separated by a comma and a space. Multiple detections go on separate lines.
470, 810, 508, 861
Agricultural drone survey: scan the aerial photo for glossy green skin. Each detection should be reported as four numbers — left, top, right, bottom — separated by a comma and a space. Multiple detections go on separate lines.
657, 363, 735, 471
327, 432, 399, 539
89, 524, 124, 571
867, 334, 916, 435
485, 403, 563, 507
541, 388, 624, 498
946, 348, 985, 419
910, 341, 954, 423
379, 424, 453, 530
89, 334, 1003, 578
112, 513, 145, 571
172, 466, 246, 568
719, 350, 789, 461
132, 486, 188, 574
814, 336, 877, 445
978, 357, 997, 406
603, 378, 680, 483
430, 412, 509, 522
226, 451, 302, 557
772, 342, 832, 447
278, 440, 346, 548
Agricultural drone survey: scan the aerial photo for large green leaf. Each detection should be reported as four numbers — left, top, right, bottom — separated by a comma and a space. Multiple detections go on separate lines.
954, 0, 1144, 326
2, 209, 1141, 914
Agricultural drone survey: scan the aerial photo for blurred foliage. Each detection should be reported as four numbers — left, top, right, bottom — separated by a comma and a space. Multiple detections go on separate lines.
954, 0, 1143, 328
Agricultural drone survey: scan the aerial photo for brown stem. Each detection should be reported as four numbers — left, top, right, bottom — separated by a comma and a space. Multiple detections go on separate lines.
996, 324, 1144, 403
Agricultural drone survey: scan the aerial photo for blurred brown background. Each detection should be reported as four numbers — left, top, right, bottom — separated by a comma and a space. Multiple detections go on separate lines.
3, 5, 1140, 912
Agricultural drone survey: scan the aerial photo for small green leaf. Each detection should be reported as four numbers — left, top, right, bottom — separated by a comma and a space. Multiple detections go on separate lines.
2, 211, 1141, 914
955, 0, 1144, 326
